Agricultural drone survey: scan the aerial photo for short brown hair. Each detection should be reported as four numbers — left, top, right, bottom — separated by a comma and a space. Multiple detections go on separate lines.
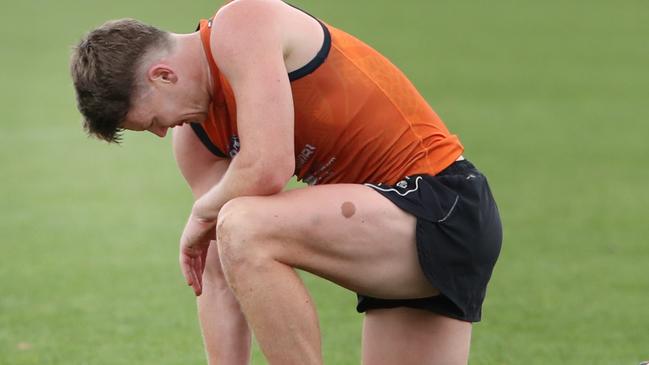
70, 19, 171, 142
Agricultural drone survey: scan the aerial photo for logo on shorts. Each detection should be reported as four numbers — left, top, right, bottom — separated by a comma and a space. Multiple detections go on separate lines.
396, 180, 408, 189
229, 135, 240, 158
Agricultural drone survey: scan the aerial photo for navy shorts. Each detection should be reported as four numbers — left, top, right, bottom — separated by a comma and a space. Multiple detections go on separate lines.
358, 159, 502, 322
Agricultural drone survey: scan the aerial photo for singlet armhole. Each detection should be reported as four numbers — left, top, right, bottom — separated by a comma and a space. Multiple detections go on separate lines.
193, 19, 228, 159
197, 5, 331, 82
285, 3, 332, 81
190, 123, 228, 158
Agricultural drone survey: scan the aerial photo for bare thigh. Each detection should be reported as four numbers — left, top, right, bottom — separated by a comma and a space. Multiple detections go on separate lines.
218, 183, 438, 299
363, 308, 472, 365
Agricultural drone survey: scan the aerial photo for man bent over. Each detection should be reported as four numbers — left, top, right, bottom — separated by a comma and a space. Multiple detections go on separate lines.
70, 0, 502, 363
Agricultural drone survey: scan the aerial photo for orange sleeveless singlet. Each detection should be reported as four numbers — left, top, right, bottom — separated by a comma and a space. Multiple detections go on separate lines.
191, 13, 463, 186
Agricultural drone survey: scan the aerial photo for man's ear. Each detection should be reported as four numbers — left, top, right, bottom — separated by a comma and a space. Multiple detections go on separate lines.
148, 64, 178, 84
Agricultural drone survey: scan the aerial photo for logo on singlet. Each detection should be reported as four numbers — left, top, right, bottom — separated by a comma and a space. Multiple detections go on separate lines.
303, 156, 336, 185
296, 144, 317, 170
229, 135, 240, 158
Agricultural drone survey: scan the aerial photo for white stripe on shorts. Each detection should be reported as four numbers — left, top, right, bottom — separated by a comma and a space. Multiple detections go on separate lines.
365, 176, 423, 197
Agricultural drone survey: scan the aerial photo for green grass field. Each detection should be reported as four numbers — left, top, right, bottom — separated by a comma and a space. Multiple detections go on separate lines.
2, 0, 648, 364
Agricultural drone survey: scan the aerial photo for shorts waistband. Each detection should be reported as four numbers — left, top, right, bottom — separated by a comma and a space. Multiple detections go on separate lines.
437, 158, 477, 176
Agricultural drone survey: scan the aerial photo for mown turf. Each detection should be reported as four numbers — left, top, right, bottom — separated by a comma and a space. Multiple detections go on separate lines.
1, 0, 648, 364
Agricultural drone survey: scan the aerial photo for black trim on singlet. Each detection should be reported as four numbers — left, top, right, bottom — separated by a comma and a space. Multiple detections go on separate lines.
196, 8, 331, 82
285, 4, 332, 81
192, 19, 226, 158
190, 123, 228, 158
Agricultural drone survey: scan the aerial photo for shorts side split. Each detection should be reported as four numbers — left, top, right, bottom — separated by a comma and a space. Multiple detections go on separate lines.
358, 159, 502, 322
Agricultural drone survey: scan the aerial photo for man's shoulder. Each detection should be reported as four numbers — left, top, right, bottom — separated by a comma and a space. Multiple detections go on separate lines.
211, 0, 313, 41
208, 0, 286, 62
209, 0, 325, 78
213, 0, 285, 26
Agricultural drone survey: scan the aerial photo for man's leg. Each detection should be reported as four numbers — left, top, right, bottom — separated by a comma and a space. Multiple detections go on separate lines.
197, 241, 251, 365
215, 184, 466, 365
362, 308, 471, 365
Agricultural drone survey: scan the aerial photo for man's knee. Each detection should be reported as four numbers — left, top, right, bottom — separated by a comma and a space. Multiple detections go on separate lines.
217, 196, 275, 241
216, 197, 275, 280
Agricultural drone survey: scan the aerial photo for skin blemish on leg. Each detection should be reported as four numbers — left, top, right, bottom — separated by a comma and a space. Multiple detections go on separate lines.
341, 201, 356, 218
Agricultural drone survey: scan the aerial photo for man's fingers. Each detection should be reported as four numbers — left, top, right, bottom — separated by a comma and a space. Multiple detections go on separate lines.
180, 245, 206, 295
180, 254, 194, 286
191, 259, 202, 296
197, 254, 204, 289
179, 227, 213, 296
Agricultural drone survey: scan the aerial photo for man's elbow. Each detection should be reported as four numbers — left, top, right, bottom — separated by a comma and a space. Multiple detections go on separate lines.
236, 151, 294, 194
261, 174, 289, 194
246, 158, 293, 195
258, 164, 293, 194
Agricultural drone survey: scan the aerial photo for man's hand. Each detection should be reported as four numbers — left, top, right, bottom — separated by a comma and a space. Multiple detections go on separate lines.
179, 212, 216, 296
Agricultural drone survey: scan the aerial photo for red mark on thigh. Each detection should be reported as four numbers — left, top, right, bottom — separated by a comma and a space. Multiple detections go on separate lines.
341, 201, 356, 218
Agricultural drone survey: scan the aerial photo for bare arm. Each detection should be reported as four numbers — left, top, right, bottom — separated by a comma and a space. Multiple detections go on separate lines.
191, 0, 295, 221
174, 123, 230, 293
178, 0, 295, 296
174, 125, 252, 364
173, 123, 230, 200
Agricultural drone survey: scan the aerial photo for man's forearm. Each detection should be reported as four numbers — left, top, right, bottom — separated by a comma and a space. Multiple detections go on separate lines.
192, 155, 291, 221
178, 152, 292, 296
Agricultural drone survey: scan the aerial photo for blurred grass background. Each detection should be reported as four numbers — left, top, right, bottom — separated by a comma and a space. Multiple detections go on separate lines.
1, 0, 648, 364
